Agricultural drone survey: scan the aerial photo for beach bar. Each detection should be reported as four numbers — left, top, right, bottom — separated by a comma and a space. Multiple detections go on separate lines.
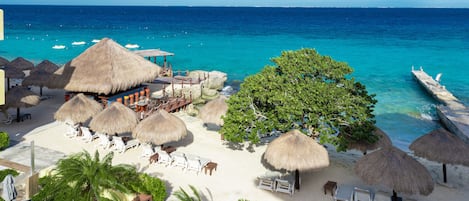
411, 67, 469, 143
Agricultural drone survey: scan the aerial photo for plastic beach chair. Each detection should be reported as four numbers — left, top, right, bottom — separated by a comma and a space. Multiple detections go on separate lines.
274, 178, 294, 196
334, 184, 354, 201
353, 187, 372, 201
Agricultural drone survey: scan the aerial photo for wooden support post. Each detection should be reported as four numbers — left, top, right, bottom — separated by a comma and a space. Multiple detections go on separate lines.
25, 172, 39, 199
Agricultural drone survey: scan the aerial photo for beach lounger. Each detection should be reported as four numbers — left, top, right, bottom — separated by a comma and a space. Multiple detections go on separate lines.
112, 136, 140, 153
80, 126, 97, 143
334, 184, 354, 201
186, 154, 202, 174
171, 152, 187, 170
156, 150, 172, 167
140, 144, 154, 158
96, 133, 112, 149
373, 191, 392, 201
274, 178, 294, 196
353, 187, 372, 201
257, 176, 276, 192
65, 124, 79, 138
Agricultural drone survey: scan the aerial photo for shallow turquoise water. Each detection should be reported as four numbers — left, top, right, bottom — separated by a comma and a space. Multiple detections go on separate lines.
1, 6, 469, 150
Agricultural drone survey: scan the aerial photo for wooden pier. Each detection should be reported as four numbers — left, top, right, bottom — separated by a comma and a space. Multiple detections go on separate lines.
412, 67, 469, 143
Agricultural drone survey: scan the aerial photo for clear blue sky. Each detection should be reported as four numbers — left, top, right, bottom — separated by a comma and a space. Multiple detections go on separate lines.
1, 0, 469, 8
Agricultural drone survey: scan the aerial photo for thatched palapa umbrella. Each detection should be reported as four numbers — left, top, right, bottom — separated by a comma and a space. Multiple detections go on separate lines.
22, 70, 52, 96
0, 57, 9, 67
32, 60, 59, 74
355, 146, 434, 200
263, 129, 329, 190
2, 86, 40, 122
410, 128, 469, 183
3, 67, 25, 90
199, 96, 228, 128
5, 57, 34, 71
54, 93, 103, 124
346, 127, 392, 155
133, 109, 187, 145
89, 102, 139, 134
48, 38, 160, 95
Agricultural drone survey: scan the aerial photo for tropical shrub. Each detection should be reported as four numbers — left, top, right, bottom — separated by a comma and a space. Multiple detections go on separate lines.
0, 131, 10, 150
128, 173, 166, 201
32, 150, 141, 201
0, 169, 19, 181
173, 185, 202, 201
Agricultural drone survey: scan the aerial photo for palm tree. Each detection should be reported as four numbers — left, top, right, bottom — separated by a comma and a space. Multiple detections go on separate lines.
173, 185, 202, 201
48, 150, 139, 201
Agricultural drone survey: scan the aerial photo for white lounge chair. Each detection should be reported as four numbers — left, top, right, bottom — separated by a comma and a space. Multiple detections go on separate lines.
65, 124, 79, 138
171, 152, 187, 170
275, 178, 294, 196
112, 136, 140, 153
334, 185, 354, 201
258, 176, 276, 192
80, 126, 97, 143
353, 187, 372, 201
157, 150, 172, 167
185, 154, 201, 173
140, 144, 155, 158
96, 133, 112, 149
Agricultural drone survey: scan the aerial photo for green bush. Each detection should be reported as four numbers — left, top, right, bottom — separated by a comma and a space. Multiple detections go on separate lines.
0, 131, 10, 150
0, 169, 19, 181
129, 173, 167, 201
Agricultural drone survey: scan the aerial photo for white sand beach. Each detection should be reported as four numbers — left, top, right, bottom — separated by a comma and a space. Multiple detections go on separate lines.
2, 87, 469, 201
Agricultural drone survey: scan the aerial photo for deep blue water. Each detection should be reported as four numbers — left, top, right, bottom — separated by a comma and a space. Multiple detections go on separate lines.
1, 5, 469, 150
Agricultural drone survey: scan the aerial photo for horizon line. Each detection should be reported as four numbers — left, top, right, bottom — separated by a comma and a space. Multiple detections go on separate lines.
1, 4, 469, 9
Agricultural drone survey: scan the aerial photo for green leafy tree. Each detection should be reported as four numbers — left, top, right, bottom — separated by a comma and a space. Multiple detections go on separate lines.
33, 150, 140, 201
0, 131, 10, 150
220, 48, 377, 151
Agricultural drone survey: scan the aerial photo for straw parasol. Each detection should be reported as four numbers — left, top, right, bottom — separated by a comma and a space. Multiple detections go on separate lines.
48, 38, 161, 95
410, 128, 469, 183
3, 67, 25, 90
54, 93, 103, 124
0, 57, 9, 67
22, 70, 52, 96
346, 127, 392, 155
89, 102, 139, 134
199, 96, 228, 128
33, 60, 59, 74
355, 146, 434, 199
5, 57, 34, 71
263, 129, 329, 190
3, 86, 40, 122
133, 109, 187, 145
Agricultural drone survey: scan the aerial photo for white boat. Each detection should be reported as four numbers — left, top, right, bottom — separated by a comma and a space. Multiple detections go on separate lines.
125, 44, 140, 49
52, 45, 66, 49
72, 41, 86, 45
91, 39, 100, 43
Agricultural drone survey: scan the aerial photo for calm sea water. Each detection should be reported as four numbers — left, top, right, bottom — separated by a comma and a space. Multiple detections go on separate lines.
1, 5, 469, 150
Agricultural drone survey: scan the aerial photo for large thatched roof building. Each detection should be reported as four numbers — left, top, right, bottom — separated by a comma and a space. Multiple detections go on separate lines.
48, 38, 161, 95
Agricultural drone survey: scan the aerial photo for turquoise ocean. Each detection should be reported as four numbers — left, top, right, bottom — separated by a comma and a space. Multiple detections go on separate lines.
1, 6, 469, 150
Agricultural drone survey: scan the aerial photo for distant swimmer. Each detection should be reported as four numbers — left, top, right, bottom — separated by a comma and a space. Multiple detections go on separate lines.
72, 41, 86, 45
125, 44, 140, 49
52, 45, 66, 49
